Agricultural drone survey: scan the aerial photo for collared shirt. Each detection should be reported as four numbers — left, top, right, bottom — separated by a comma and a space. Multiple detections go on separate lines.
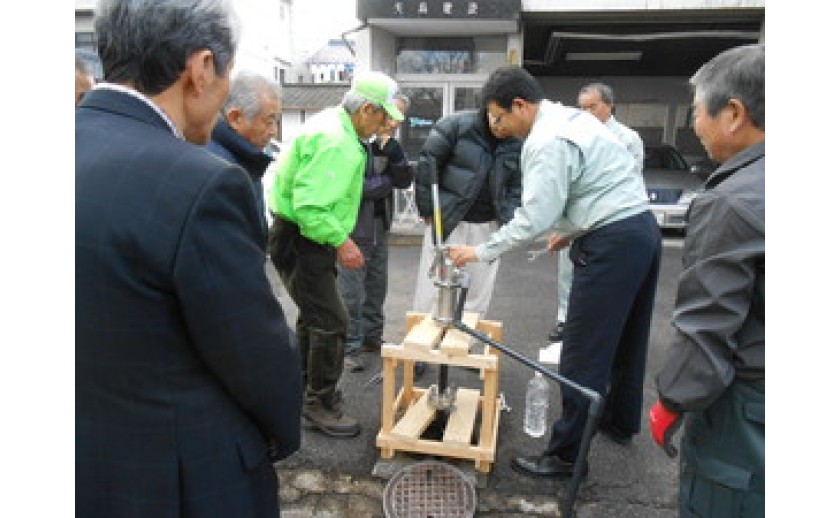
476, 100, 649, 262
605, 115, 645, 175
92, 82, 183, 139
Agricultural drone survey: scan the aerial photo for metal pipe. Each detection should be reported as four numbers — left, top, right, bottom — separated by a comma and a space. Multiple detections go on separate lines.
426, 155, 454, 402
452, 320, 603, 518
428, 157, 443, 247
452, 322, 599, 401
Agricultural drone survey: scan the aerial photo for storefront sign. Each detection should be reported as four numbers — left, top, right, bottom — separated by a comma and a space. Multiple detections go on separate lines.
358, 0, 520, 20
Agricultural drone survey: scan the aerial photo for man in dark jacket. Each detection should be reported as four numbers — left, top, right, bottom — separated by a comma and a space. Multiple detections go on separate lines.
339, 94, 413, 372
411, 108, 523, 317
649, 43, 764, 517
206, 71, 280, 237
76, 1, 302, 517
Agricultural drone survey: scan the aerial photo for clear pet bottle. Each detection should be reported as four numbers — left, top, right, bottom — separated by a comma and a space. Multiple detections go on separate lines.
524, 371, 549, 438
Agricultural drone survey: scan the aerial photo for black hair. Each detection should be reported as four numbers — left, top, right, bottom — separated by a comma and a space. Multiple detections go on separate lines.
480, 66, 545, 110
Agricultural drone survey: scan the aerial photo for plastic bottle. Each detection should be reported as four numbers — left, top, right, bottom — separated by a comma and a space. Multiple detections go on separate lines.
524, 371, 549, 438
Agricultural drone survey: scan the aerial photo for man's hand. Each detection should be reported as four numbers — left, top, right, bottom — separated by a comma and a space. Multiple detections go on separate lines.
448, 245, 478, 268
547, 233, 573, 253
337, 238, 364, 269
649, 400, 683, 458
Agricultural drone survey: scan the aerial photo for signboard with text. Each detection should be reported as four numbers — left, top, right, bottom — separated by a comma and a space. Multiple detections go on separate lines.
358, 0, 520, 20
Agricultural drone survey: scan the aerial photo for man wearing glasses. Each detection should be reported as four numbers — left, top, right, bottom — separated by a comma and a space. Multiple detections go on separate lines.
449, 67, 661, 479
542, 82, 646, 343
267, 71, 403, 439
207, 71, 281, 237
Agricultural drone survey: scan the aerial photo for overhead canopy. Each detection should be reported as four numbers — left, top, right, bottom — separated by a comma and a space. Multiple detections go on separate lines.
521, 9, 764, 77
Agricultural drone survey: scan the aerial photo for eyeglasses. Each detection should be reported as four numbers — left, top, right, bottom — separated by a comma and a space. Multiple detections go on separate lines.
488, 109, 507, 127
371, 103, 392, 121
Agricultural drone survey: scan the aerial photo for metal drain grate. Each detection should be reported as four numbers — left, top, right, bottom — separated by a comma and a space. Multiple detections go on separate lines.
383, 460, 476, 518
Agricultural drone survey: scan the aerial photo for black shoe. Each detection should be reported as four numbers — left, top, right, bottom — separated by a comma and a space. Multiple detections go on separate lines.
598, 422, 633, 446
548, 322, 565, 342
511, 454, 587, 479
414, 361, 427, 377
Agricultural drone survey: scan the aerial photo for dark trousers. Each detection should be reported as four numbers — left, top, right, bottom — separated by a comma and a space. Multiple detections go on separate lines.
337, 216, 389, 352
268, 216, 348, 404
546, 211, 662, 461
679, 380, 765, 517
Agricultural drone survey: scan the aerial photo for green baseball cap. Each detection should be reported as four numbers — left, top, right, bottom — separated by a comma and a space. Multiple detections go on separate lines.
350, 71, 405, 122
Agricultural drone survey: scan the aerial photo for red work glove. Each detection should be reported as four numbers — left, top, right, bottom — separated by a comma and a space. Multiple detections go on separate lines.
649, 400, 683, 458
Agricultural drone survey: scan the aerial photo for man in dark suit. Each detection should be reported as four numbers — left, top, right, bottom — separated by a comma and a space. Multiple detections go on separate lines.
76, 1, 302, 517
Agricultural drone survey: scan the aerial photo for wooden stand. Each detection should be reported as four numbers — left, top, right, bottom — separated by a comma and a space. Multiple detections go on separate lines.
375, 311, 503, 473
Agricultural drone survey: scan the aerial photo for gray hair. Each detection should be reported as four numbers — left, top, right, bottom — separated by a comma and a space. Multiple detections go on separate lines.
94, 0, 240, 96
690, 43, 764, 130
223, 71, 280, 121
579, 82, 615, 106
341, 91, 371, 114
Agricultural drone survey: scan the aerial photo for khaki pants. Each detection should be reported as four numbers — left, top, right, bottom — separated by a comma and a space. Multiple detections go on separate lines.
411, 221, 499, 316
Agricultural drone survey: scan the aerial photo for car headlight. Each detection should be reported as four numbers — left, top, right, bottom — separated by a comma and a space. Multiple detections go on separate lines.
678, 190, 699, 205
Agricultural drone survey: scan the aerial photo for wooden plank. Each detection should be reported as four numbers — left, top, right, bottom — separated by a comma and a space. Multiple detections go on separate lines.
400, 363, 416, 410
402, 315, 445, 351
476, 319, 503, 341
476, 319, 503, 379
439, 312, 480, 357
442, 388, 481, 445
377, 313, 503, 471
404, 311, 427, 335
375, 433, 496, 463
381, 344, 499, 370
479, 367, 499, 453
381, 358, 398, 433
391, 390, 437, 440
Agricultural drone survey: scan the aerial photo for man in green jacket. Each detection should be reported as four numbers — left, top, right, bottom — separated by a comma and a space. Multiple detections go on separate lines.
268, 71, 404, 438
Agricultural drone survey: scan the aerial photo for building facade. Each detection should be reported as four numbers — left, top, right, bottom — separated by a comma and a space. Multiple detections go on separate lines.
302, 39, 356, 84
352, 0, 765, 162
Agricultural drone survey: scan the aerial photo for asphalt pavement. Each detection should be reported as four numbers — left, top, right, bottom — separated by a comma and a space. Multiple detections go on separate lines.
267, 228, 687, 517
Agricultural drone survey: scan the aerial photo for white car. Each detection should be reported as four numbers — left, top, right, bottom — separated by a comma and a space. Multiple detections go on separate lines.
642, 144, 705, 231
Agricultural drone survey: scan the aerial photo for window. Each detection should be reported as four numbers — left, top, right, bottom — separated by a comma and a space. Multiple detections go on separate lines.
396, 37, 505, 74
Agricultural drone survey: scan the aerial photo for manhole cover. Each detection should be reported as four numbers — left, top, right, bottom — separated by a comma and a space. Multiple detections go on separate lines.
383, 460, 476, 518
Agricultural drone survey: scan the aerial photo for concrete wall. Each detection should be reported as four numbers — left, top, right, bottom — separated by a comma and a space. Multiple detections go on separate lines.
357, 25, 398, 75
